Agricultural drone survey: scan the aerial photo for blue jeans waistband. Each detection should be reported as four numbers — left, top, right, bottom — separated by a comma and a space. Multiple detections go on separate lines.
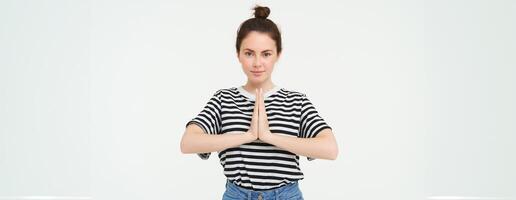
223, 179, 303, 200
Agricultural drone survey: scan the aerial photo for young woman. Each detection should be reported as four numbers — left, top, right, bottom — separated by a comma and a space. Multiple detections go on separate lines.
180, 5, 338, 200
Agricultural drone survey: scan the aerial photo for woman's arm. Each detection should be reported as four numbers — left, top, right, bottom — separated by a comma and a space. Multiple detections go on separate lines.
253, 88, 338, 160
181, 89, 262, 154
180, 123, 256, 154
261, 128, 339, 160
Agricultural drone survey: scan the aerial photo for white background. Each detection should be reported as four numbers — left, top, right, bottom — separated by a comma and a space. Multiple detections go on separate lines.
1, 0, 515, 199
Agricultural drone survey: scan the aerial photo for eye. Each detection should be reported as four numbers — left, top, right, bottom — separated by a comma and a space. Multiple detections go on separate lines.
263, 52, 272, 57
244, 52, 253, 57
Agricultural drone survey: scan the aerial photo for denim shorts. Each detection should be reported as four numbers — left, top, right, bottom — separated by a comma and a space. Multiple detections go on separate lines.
222, 179, 304, 200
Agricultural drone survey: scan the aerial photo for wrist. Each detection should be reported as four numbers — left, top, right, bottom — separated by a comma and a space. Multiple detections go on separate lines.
244, 131, 257, 142
261, 131, 275, 143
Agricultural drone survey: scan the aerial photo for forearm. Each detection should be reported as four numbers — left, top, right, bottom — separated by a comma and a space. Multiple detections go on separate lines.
181, 131, 256, 154
262, 131, 338, 160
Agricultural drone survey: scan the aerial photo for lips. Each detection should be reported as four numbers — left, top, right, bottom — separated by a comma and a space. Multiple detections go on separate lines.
251, 71, 265, 76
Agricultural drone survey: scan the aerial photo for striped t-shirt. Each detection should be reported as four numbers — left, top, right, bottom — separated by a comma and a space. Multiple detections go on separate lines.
186, 86, 332, 191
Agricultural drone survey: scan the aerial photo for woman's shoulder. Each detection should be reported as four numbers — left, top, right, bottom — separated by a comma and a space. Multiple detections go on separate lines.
278, 87, 307, 98
211, 87, 239, 96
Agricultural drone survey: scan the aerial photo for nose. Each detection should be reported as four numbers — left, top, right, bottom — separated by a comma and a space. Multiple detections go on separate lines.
252, 55, 262, 68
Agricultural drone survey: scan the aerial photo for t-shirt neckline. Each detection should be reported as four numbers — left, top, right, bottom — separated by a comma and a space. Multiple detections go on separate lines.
237, 85, 281, 101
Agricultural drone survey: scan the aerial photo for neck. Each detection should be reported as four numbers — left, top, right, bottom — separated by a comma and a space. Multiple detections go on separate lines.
243, 80, 275, 94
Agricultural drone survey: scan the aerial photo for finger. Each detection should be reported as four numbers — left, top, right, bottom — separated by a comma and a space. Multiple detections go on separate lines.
259, 88, 262, 103
255, 88, 260, 115
259, 88, 266, 114
255, 88, 261, 135
254, 89, 259, 118
254, 88, 258, 106
257, 88, 261, 116
260, 88, 263, 102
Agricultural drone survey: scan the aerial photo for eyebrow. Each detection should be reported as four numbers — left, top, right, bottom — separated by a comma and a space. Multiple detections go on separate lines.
243, 48, 273, 53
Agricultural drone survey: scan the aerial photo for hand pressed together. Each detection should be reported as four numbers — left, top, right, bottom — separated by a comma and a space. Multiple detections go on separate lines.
246, 88, 273, 141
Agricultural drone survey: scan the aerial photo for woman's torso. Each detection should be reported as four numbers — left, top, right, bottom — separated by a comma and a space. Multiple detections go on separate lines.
217, 86, 305, 191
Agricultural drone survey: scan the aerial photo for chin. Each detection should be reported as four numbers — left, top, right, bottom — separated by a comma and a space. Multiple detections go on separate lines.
248, 77, 267, 84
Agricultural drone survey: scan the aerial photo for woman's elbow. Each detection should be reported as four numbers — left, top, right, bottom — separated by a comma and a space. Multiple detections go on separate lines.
180, 135, 192, 154
318, 130, 339, 160
328, 145, 339, 160
325, 136, 339, 160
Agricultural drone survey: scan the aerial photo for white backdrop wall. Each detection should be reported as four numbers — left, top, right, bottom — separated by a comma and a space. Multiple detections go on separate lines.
1, 0, 515, 200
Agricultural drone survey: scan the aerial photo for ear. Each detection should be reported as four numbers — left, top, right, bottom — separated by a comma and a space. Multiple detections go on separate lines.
276, 52, 281, 60
237, 51, 242, 59
236, 52, 243, 64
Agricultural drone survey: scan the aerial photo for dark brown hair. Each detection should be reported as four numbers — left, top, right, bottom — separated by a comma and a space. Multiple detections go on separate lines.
236, 5, 282, 55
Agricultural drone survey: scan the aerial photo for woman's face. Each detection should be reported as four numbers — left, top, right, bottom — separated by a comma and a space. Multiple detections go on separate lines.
238, 31, 280, 85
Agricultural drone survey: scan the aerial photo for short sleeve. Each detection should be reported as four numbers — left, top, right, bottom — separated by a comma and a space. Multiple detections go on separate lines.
299, 94, 332, 161
185, 90, 222, 160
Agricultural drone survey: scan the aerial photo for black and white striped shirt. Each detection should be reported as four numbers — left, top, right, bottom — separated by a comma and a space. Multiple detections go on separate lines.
186, 86, 332, 191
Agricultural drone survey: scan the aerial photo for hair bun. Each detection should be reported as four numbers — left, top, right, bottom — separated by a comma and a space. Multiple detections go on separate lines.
253, 5, 270, 19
